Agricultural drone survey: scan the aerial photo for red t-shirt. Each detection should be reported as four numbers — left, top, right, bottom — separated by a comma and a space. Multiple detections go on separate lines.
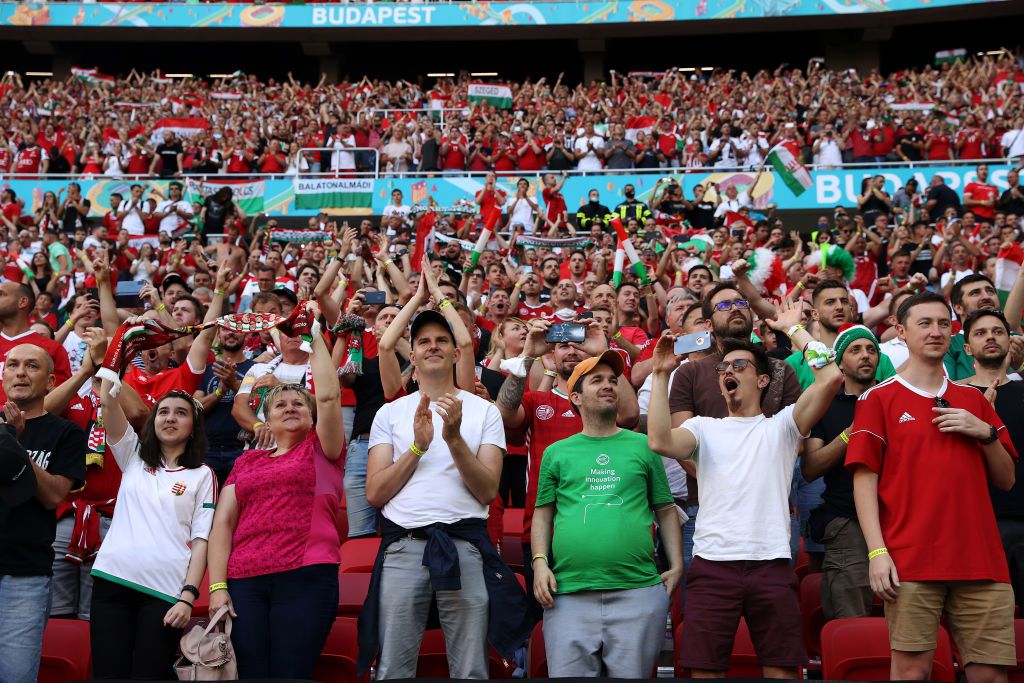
846, 376, 1015, 582
926, 134, 952, 161
519, 389, 582, 542
964, 181, 999, 221
125, 152, 151, 175
518, 139, 545, 171
58, 394, 122, 520
958, 129, 986, 161
14, 147, 44, 174
0, 331, 72, 403
516, 302, 553, 321
441, 135, 467, 171
542, 187, 567, 225
124, 361, 204, 407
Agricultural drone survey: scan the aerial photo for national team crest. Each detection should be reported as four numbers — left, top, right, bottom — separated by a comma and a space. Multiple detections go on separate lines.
536, 405, 554, 421
171, 482, 187, 496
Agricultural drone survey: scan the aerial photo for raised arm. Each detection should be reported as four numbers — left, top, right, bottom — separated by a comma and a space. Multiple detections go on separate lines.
646, 333, 698, 460
307, 302, 343, 459
421, 256, 475, 391
378, 273, 427, 400
730, 258, 777, 322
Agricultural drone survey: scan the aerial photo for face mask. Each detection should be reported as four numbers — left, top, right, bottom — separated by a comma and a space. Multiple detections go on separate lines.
589, 198, 599, 205
625, 190, 635, 199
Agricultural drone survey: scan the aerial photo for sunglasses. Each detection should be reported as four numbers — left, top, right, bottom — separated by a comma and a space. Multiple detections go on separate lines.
713, 299, 750, 312
934, 396, 950, 409
715, 359, 752, 374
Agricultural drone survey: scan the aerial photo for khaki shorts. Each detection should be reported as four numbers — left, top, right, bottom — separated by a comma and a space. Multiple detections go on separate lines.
885, 580, 1016, 667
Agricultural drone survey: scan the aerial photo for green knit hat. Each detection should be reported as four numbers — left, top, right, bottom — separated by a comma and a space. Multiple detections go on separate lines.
834, 323, 878, 363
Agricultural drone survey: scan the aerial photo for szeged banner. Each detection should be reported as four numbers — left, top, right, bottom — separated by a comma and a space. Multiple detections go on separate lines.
0, 0, 1003, 30
0, 164, 1013, 221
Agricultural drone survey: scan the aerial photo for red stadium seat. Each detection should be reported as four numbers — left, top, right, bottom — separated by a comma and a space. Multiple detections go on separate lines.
821, 617, 955, 681
335, 507, 349, 545
339, 538, 380, 574
39, 618, 91, 683
799, 572, 825, 661
337, 572, 372, 616
794, 540, 810, 581
1009, 620, 1024, 683
415, 629, 516, 679
316, 617, 367, 683
528, 621, 547, 678
502, 507, 524, 536
500, 536, 524, 574
674, 617, 804, 679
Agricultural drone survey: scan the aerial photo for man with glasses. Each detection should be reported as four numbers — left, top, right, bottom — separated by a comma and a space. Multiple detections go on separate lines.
649, 298, 842, 677
667, 283, 802, 581
849, 292, 1017, 681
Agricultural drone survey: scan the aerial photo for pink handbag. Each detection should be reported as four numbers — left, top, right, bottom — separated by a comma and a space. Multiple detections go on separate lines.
174, 606, 238, 680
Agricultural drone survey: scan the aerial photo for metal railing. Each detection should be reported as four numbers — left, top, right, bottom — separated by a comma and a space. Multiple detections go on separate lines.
0, 155, 1014, 183
299, 146, 380, 178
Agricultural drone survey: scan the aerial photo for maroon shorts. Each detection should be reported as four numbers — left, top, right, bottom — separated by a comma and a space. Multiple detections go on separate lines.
678, 557, 805, 671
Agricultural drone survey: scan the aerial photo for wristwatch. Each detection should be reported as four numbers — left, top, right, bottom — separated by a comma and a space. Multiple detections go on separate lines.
979, 425, 999, 446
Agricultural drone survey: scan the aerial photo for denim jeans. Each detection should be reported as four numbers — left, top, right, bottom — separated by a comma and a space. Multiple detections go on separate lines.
344, 438, 378, 537
51, 514, 113, 619
791, 462, 825, 556
0, 574, 53, 683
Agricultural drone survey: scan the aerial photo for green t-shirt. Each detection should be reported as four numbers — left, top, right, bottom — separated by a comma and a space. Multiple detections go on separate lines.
944, 332, 974, 380
785, 346, 896, 391
47, 241, 71, 274
535, 430, 673, 594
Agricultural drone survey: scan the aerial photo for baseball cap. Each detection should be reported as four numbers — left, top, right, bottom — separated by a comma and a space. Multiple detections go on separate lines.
0, 429, 36, 524
161, 273, 191, 294
410, 309, 454, 343
566, 349, 626, 397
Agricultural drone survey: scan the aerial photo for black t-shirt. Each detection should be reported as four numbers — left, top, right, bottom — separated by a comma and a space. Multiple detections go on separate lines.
896, 133, 924, 161
808, 387, 860, 523
351, 356, 408, 439
479, 366, 505, 401
926, 184, 962, 220
156, 142, 184, 177
418, 138, 439, 172
999, 186, 1024, 217
902, 240, 934, 277
204, 197, 230, 233
546, 147, 574, 172
60, 198, 91, 233
859, 193, 889, 224
969, 381, 1024, 518
201, 357, 255, 452
0, 413, 86, 576
689, 201, 716, 231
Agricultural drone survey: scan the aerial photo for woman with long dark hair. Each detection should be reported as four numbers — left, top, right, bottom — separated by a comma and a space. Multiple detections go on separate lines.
90, 379, 216, 680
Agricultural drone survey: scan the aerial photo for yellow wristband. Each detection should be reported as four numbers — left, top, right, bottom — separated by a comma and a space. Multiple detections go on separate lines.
214, 387, 224, 398
252, 421, 264, 429
613, 330, 622, 339
867, 547, 888, 561
410, 442, 427, 458
156, 303, 166, 312
795, 281, 805, 290
65, 319, 74, 329
531, 553, 548, 563
438, 299, 452, 310
543, 370, 557, 378
786, 323, 805, 338
215, 289, 226, 297
383, 258, 394, 268
839, 430, 850, 444
209, 582, 229, 594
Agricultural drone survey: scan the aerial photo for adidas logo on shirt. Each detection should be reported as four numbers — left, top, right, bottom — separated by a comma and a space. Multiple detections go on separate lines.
898, 412, 915, 423
561, 410, 575, 418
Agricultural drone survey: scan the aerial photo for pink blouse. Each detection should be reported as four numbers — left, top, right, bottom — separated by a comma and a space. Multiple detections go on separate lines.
225, 431, 344, 579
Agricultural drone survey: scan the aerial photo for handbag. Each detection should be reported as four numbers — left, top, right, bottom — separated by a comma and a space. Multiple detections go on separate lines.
174, 605, 238, 681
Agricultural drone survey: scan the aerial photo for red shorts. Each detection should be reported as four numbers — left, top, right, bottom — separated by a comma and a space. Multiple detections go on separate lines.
679, 557, 805, 671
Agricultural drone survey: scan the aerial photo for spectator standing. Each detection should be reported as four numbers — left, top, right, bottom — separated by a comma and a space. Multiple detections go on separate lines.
800, 324, 881, 619
532, 351, 681, 677
195, 326, 254, 488
151, 131, 183, 178
361, 309, 527, 679
963, 164, 999, 226
207, 305, 345, 679
848, 292, 1017, 681
0, 282, 72, 403
0, 344, 86, 683
573, 122, 604, 172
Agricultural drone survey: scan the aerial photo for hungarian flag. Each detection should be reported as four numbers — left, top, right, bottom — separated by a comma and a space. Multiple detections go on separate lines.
610, 218, 647, 288
467, 83, 513, 110
410, 211, 437, 273
766, 144, 812, 197
151, 117, 210, 143
211, 92, 244, 101
995, 242, 1023, 307
625, 115, 657, 142
71, 67, 115, 88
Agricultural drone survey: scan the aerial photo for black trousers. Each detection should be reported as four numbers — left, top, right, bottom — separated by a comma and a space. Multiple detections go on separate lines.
998, 517, 1024, 613
500, 454, 527, 508
90, 576, 182, 680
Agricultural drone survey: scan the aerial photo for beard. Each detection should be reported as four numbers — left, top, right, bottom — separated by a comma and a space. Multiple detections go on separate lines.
975, 350, 1008, 370
712, 315, 753, 341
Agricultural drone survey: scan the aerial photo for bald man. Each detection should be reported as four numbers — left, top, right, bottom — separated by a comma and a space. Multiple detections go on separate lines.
0, 343, 86, 683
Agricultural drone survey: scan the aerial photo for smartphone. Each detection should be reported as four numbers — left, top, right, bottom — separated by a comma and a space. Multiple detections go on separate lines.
545, 323, 586, 344
362, 290, 387, 305
673, 235, 688, 244
577, 311, 593, 320
674, 331, 712, 355
114, 281, 144, 307
85, 287, 100, 302
730, 228, 746, 239
522, 266, 533, 274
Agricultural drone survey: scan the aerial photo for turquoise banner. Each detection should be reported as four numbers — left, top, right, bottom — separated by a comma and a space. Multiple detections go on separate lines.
0, 165, 1012, 220
0, 0, 1004, 30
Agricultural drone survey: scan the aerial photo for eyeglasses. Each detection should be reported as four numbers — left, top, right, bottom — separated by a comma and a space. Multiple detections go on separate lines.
713, 299, 750, 313
934, 396, 950, 409
715, 359, 752, 374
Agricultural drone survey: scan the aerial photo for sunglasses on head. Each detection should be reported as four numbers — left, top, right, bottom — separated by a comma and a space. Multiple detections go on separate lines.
934, 396, 950, 409
713, 299, 750, 312
715, 359, 752, 374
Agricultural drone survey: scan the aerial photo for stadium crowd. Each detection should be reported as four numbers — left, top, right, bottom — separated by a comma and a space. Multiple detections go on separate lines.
1, 59, 1024, 683
2, 51, 1024, 180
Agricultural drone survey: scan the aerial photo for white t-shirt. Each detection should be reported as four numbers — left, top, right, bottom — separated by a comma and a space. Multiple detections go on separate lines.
637, 367, 687, 500
117, 199, 146, 235
238, 358, 311, 420
940, 267, 974, 290
878, 338, 909, 371
92, 426, 216, 602
381, 203, 411, 230
329, 134, 357, 171
1001, 128, 1024, 158
505, 194, 537, 231
369, 389, 506, 527
815, 138, 844, 167
708, 136, 738, 167
573, 135, 605, 171
157, 198, 192, 235
681, 404, 803, 561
